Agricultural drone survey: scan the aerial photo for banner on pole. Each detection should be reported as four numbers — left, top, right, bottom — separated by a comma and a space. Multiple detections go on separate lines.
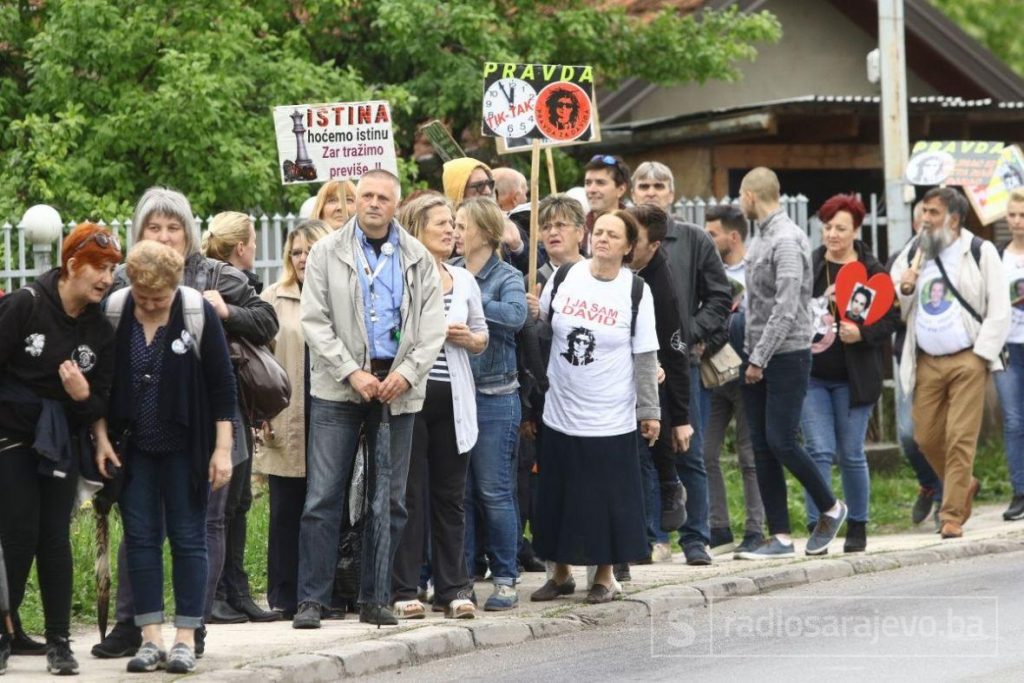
907, 141, 1024, 224
272, 101, 398, 185
481, 63, 598, 145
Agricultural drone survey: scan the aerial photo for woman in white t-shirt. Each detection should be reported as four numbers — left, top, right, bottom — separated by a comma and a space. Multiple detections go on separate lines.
995, 190, 1024, 521
529, 210, 661, 604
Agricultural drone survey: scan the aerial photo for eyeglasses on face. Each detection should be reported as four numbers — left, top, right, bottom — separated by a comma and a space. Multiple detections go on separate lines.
69, 232, 122, 257
541, 221, 578, 233
465, 179, 495, 194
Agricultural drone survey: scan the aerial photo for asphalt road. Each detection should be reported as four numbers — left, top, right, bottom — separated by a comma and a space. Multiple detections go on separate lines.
365, 551, 1024, 683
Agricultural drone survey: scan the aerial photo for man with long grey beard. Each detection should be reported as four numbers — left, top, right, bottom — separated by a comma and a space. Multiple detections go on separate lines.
891, 187, 1009, 540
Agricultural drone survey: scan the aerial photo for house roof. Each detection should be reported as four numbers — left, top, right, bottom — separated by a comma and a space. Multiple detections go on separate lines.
600, 0, 1024, 124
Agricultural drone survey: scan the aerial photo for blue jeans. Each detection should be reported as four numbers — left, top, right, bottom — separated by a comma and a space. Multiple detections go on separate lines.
464, 391, 520, 585
800, 377, 873, 524
895, 361, 941, 497
742, 350, 836, 535
638, 434, 669, 545
297, 398, 414, 607
120, 449, 209, 629
674, 367, 710, 546
994, 343, 1024, 495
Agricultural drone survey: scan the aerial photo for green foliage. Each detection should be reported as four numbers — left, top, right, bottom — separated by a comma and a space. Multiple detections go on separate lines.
0, 0, 780, 221
930, 0, 1024, 78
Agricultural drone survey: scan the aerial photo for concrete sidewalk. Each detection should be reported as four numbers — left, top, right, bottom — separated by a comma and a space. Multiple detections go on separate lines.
7, 505, 1023, 681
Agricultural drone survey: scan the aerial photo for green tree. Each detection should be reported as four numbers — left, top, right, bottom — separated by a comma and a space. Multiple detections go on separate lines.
0, 0, 780, 220
930, 0, 1024, 77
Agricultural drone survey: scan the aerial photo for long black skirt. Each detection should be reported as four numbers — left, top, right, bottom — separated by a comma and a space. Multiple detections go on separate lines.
532, 424, 649, 566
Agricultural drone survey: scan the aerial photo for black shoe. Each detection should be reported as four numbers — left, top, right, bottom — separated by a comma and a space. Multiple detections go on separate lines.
11, 621, 47, 656
530, 578, 576, 602
0, 634, 9, 675
734, 531, 765, 555
683, 541, 712, 566
519, 555, 546, 573
194, 625, 205, 659
359, 604, 398, 626
1003, 494, 1024, 521
912, 486, 937, 524
659, 481, 687, 532
709, 527, 735, 555
229, 595, 281, 622
292, 601, 321, 629
613, 563, 631, 582
90, 621, 141, 659
46, 636, 79, 676
843, 520, 867, 553
208, 598, 248, 624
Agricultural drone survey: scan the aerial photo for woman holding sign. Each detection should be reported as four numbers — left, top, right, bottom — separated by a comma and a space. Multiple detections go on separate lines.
801, 195, 898, 552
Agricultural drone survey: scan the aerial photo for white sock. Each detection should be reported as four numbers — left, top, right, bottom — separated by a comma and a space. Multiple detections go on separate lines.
824, 501, 843, 519
775, 533, 793, 545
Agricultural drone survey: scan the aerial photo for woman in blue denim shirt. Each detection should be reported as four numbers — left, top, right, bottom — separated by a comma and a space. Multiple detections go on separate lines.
453, 197, 527, 611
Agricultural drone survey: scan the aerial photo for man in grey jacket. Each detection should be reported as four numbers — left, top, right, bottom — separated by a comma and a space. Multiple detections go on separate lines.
632, 162, 732, 567
735, 167, 846, 560
294, 170, 446, 628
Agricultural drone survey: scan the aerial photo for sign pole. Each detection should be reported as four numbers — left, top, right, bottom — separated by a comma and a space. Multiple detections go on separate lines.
528, 139, 542, 292
545, 148, 557, 194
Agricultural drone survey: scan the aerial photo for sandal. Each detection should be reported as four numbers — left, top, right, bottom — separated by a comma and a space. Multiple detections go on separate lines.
445, 599, 476, 620
392, 600, 426, 620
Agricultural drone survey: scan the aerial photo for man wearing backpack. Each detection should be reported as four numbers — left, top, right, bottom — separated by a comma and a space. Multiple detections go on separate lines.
892, 186, 1009, 539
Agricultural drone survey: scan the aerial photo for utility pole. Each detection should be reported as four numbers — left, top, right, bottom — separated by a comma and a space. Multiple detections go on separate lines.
878, 0, 913, 249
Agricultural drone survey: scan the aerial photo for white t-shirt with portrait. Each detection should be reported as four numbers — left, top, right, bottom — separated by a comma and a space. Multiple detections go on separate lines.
540, 261, 659, 438
1002, 249, 1024, 344
914, 241, 972, 355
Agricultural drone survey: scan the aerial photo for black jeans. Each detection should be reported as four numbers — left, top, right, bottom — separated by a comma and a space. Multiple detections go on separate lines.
217, 448, 254, 603
392, 381, 472, 605
0, 444, 78, 639
267, 475, 306, 613
741, 349, 836, 535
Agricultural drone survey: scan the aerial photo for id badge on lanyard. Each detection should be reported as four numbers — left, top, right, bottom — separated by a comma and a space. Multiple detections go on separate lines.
357, 239, 396, 323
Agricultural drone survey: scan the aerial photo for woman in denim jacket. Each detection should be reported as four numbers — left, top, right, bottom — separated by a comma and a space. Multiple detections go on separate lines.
452, 197, 527, 611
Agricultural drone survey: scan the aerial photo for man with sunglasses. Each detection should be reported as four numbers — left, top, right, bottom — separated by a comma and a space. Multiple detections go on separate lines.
582, 155, 631, 255
630, 161, 732, 567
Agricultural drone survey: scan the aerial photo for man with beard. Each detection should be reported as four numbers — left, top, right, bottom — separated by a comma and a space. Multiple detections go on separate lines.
892, 187, 1009, 539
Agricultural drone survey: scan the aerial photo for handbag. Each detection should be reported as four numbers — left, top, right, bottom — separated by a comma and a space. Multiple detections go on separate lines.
228, 335, 292, 424
699, 342, 743, 388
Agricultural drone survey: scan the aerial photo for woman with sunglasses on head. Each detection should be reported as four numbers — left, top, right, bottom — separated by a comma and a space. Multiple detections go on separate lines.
0, 224, 122, 676
311, 180, 357, 230
254, 219, 331, 619
93, 187, 278, 660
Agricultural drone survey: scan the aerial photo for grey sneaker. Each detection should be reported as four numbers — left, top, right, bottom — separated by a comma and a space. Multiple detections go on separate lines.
165, 643, 196, 674
806, 501, 848, 556
734, 535, 795, 560
126, 641, 166, 673
484, 584, 519, 611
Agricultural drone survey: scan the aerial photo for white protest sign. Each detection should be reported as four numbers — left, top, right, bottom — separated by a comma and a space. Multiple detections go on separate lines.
272, 100, 398, 185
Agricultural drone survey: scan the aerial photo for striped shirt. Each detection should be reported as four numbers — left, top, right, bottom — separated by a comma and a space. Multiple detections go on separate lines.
428, 293, 454, 381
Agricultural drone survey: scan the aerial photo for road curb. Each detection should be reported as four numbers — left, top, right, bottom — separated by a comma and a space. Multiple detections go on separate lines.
190, 534, 1024, 681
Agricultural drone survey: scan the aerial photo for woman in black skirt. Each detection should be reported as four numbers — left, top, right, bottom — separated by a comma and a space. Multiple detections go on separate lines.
530, 210, 661, 604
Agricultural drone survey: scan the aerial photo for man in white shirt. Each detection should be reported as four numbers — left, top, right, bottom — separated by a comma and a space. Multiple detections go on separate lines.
892, 187, 1010, 539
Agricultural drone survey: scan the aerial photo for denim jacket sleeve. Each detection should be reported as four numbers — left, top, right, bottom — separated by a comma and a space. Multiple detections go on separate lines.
482, 268, 528, 333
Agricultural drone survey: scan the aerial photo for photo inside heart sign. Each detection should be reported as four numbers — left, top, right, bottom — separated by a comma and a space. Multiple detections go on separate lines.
834, 261, 895, 326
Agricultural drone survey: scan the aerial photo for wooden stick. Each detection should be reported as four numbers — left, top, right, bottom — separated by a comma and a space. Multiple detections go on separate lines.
900, 248, 923, 295
528, 139, 541, 292
545, 148, 557, 195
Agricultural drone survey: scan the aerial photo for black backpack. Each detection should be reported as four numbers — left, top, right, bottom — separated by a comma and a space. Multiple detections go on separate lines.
546, 262, 645, 336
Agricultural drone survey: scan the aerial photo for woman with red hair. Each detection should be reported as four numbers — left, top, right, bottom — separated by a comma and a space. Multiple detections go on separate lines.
800, 195, 897, 553
0, 223, 122, 676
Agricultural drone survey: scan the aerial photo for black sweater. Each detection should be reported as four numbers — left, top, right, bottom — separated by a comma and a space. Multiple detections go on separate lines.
810, 241, 899, 407
638, 250, 690, 426
0, 269, 115, 439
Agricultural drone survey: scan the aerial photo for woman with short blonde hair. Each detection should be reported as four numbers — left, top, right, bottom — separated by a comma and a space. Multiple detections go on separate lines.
311, 180, 357, 230
125, 240, 185, 291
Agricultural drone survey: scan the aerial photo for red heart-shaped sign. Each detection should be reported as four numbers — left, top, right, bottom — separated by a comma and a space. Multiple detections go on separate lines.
834, 261, 895, 326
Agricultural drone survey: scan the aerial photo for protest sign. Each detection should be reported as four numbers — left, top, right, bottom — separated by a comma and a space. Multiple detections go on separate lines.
481, 63, 598, 144
834, 261, 895, 326
906, 141, 1024, 224
420, 120, 465, 162
272, 101, 397, 185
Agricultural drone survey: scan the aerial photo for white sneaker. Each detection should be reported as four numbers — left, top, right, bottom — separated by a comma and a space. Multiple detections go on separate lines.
651, 542, 673, 563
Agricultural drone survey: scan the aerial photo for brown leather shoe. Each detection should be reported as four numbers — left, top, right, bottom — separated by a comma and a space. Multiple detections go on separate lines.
963, 478, 981, 524
940, 522, 963, 539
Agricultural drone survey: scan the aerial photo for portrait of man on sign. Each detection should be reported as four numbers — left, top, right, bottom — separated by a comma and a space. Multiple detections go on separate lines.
546, 88, 579, 132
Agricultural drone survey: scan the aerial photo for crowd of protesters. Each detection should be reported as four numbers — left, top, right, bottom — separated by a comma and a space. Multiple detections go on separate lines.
1, 156, 1022, 676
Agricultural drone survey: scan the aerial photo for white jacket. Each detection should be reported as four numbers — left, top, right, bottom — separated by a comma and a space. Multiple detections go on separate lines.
442, 264, 489, 453
891, 228, 1010, 394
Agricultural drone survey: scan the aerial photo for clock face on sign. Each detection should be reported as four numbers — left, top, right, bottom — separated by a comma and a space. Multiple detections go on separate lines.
483, 78, 537, 138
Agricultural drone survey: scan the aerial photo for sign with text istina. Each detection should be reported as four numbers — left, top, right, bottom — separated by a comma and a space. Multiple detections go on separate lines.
481, 62, 598, 145
272, 101, 398, 185
906, 140, 1024, 224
